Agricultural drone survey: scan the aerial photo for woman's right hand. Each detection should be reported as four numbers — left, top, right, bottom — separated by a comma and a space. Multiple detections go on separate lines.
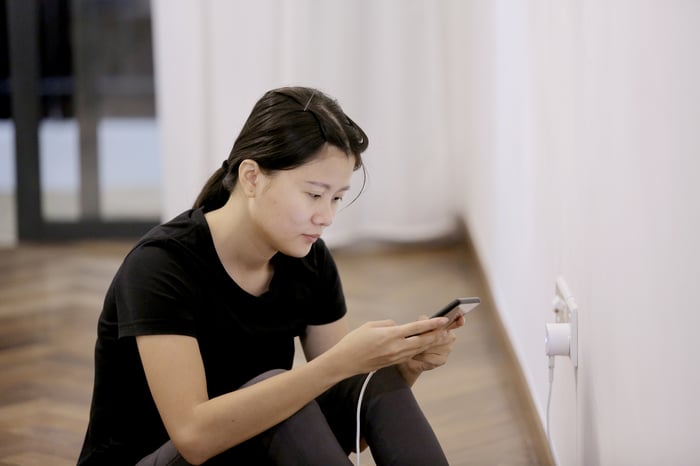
325, 317, 451, 376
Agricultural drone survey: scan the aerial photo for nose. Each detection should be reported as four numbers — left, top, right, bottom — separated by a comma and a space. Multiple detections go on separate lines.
312, 201, 335, 227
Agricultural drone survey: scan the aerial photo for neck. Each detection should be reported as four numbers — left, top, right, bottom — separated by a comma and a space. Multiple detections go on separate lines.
204, 194, 274, 272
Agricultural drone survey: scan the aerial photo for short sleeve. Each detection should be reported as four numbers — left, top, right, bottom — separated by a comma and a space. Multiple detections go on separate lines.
114, 243, 200, 338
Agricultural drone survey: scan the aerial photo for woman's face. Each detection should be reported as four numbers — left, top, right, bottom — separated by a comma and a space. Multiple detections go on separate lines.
250, 144, 356, 257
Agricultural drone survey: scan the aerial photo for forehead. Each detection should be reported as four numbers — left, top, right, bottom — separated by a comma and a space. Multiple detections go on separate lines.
287, 145, 356, 181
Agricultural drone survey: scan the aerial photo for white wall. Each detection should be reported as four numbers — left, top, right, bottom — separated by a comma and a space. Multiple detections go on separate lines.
151, 1, 700, 464
457, 2, 700, 465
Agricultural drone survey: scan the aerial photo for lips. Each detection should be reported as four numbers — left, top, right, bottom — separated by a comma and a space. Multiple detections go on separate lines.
302, 233, 321, 242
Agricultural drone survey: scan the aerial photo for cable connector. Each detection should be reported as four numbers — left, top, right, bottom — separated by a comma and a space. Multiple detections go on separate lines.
552, 295, 567, 318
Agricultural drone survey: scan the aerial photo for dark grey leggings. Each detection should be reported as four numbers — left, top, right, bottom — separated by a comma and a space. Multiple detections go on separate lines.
136, 366, 448, 466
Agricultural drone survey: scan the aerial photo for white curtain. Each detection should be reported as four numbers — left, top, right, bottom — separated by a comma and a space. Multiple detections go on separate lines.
152, 0, 467, 247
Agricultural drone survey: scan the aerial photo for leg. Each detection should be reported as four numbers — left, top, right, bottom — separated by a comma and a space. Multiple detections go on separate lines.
318, 366, 449, 466
362, 366, 449, 466
244, 369, 352, 466
135, 441, 191, 466
262, 394, 353, 466
136, 369, 351, 466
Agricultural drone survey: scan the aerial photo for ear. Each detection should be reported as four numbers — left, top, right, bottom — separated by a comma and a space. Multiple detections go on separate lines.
238, 159, 261, 197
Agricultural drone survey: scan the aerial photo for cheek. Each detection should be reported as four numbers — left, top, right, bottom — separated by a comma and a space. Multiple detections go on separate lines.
286, 203, 312, 226
268, 194, 308, 227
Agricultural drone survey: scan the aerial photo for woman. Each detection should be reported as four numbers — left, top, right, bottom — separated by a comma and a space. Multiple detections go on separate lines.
78, 86, 463, 465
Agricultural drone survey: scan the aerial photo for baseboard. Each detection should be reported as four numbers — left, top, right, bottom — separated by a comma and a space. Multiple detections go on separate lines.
461, 224, 556, 466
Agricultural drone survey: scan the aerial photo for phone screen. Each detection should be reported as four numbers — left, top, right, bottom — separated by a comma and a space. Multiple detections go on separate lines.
408, 297, 481, 337
432, 297, 481, 327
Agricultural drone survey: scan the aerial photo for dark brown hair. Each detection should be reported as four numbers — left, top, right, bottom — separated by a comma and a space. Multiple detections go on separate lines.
193, 86, 369, 212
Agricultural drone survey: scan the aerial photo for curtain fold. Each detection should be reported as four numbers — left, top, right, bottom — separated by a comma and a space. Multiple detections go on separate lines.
153, 0, 464, 247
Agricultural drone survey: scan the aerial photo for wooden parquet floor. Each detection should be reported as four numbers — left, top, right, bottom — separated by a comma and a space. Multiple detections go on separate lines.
0, 239, 553, 466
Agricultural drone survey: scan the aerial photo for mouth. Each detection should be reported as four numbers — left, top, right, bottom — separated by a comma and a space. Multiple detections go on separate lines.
302, 233, 321, 243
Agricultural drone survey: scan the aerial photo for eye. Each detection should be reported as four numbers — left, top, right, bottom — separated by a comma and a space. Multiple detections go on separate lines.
308, 192, 323, 200
333, 196, 345, 203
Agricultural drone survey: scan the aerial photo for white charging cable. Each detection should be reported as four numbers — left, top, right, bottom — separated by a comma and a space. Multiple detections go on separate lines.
546, 355, 555, 442
355, 370, 377, 466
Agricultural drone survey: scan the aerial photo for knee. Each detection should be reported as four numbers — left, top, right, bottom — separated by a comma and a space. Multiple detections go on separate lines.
373, 365, 411, 392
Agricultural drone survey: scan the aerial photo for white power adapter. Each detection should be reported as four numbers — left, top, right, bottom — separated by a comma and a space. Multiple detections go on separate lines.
545, 322, 571, 358
546, 278, 578, 367
544, 277, 579, 443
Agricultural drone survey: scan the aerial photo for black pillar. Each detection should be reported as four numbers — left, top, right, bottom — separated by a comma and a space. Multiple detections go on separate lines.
7, 0, 43, 239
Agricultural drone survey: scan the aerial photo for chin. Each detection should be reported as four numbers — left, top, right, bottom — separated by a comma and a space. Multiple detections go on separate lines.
279, 242, 313, 258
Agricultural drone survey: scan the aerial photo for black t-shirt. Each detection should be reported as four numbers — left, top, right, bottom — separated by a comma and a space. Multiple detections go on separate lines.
77, 209, 347, 465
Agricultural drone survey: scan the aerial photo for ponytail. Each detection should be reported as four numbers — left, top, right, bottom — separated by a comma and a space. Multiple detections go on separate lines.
193, 163, 233, 212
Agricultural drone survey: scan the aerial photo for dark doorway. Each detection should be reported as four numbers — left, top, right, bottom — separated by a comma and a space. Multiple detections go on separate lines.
4, 0, 160, 241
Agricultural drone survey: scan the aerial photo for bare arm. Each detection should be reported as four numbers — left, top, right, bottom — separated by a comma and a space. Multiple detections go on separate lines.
300, 316, 350, 361
136, 317, 450, 464
136, 334, 347, 464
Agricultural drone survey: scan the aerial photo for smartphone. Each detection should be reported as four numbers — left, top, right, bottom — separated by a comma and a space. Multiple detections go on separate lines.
410, 297, 481, 336
431, 297, 481, 328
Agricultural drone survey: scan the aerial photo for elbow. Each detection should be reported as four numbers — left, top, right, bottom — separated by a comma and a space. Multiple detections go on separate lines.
170, 427, 212, 466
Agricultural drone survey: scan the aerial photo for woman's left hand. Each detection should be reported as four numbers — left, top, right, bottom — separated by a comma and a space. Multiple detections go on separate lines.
397, 313, 465, 386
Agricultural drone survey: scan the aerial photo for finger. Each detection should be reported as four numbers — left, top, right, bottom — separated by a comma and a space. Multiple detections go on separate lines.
402, 317, 449, 338
411, 352, 447, 370
446, 313, 466, 330
367, 319, 397, 328
402, 333, 451, 361
416, 337, 455, 356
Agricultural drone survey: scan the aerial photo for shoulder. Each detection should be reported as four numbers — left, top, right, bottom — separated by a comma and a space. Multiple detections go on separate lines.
117, 209, 215, 280
136, 209, 207, 247
127, 209, 211, 261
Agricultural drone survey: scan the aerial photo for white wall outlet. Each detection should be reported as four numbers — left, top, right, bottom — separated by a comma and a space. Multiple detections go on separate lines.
546, 276, 578, 368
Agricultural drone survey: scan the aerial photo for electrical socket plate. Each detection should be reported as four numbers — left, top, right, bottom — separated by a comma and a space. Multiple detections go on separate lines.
554, 276, 578, 368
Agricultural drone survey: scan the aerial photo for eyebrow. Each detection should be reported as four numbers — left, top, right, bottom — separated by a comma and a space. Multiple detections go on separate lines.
306, 181, 351, 192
